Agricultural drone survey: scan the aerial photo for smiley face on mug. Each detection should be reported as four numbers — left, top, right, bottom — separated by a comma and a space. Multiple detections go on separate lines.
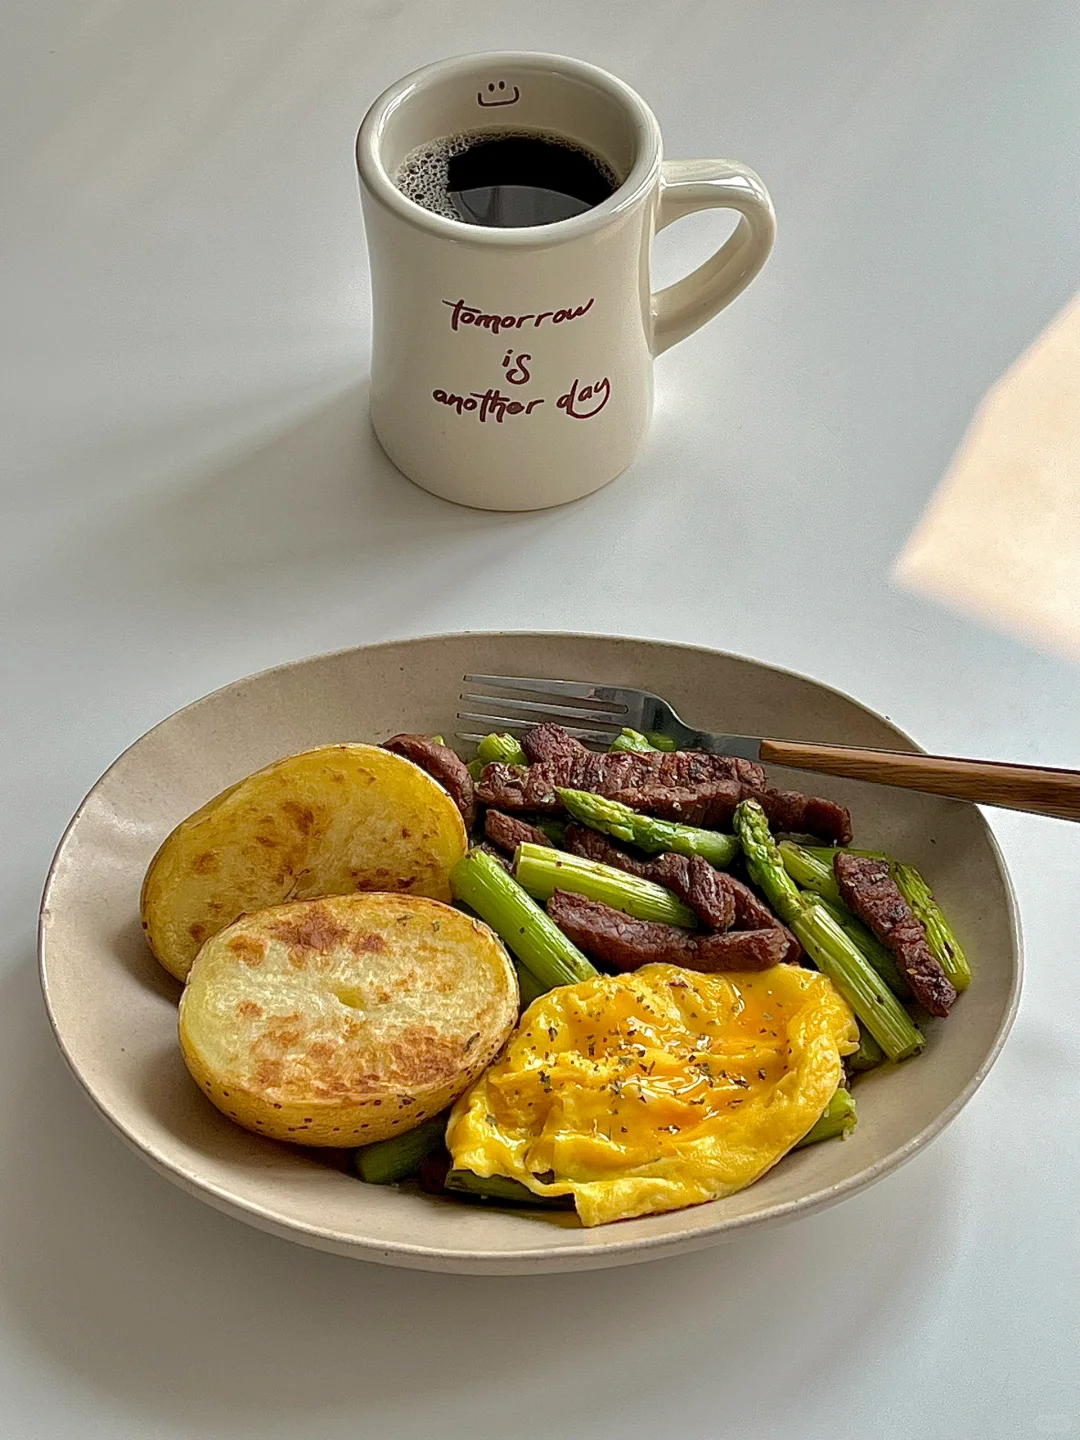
478, 79, 520, 107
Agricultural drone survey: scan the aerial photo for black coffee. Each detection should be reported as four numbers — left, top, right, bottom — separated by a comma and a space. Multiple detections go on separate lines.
396, 130, 618, 228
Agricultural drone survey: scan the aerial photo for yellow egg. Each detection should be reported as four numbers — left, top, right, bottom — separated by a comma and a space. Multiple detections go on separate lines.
447, 963, 859, 1226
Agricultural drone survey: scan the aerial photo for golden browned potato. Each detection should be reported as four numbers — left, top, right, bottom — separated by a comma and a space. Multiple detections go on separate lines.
141, 744, 468, 980
178, 894, 518, 1146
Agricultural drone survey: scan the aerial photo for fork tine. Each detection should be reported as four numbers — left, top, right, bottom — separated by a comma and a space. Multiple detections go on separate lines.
456, 709, 620, 745
463, 674, 628, 710
459, 692, 628, 724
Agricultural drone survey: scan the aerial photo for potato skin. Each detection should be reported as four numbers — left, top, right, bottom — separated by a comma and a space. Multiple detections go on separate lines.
142, 744, 468, 981
178, 894, 518, 1146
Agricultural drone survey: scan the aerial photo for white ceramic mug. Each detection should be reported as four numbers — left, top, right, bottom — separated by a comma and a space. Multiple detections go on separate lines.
357, 52, 775, 511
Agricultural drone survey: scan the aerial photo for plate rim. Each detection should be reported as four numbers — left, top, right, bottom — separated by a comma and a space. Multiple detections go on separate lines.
38, 630, 1024, 1272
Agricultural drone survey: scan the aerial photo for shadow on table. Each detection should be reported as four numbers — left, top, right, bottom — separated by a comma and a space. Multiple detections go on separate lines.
0, 949, 963, 1436
13, 367, 576, 653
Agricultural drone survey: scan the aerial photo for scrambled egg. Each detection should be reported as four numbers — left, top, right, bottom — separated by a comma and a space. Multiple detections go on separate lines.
447, 963, 858, 1226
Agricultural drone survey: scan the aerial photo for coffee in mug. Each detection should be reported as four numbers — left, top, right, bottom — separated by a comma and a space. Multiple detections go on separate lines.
396, 130, 619, 227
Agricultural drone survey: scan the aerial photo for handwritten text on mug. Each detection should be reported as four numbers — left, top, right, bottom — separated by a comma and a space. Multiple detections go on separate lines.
442, 296, 594, 334
432, 292, 610, 424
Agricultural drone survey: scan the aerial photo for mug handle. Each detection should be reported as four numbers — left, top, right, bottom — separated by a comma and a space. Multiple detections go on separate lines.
650, 160, 776, 355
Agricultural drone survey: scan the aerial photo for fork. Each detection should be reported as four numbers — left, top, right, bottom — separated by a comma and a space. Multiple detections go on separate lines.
458, 673, 1080, 822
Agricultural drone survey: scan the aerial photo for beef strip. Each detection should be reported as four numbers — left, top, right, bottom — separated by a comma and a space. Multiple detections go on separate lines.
655, 854, 736, 932
759, 789, 853, 846
562, 823, 645, 868
484, 810, 556, 855
382, 734, 476, 829
620, 779, 744, 826
563, 824, 803, 961
481, 725, 850, 839
520, 723, 586, 764
480, 724, 764, 825
833, 852, 957, 1016
629, 783, 853, 839
547, 890, 792, 974
477, 761, 750, 827
721, 873, 802, 952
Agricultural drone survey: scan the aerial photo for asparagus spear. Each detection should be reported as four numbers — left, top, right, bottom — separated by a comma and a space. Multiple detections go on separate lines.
733, 801, 923, 1062
476, 732, 528, 766
351, 1115, 447, 1184
779, 840, 843, 905
516, 959, 549, 1010
892, 863, 972, 991
794, 1088, 857, 1148
558, 788, 740, 869
819, 898, 909, 998
514, 842, 698, 927
444, 1169, 571, 1207
609, 727, 657, 754
450, 848, 596, 989
804, 848, 971, 993
609, 727, 667, 754
644, 732, 678, 751
780, 841, 910, 997
848, 1026, 885, 1072
804, 846, 888, 864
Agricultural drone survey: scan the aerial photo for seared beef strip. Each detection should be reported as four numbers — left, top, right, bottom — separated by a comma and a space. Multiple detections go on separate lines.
521, 723, 588, 764
480, 723, 763, 826
833, 853, 957, 1017
721, 873, 803, 954
474, 763, 541, 811
477, 760, 746, 826
562, 823, 646, 868
759, 789, 853, 846
382, 734, 476, 829
563, 824, 803, 962
657, 854, 736, 931
547, 891, 792, 974
481, 726, 850, 839
626, 780, 743, 826
484, 810, 556, 855
525, 722, 767, 782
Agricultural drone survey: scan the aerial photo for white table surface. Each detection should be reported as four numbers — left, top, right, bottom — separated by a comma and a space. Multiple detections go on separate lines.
4, 3, 1080, 1436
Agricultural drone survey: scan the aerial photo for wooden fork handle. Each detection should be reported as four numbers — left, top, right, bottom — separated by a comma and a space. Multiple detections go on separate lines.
759, 739, 1080, 822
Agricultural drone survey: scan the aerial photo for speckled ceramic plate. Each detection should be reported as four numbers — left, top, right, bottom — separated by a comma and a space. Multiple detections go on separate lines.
38, 633, 1021, 1273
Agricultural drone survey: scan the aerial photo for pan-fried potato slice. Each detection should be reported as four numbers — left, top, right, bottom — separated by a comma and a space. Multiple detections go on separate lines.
142, 744, 468, 981
178, 894, 518, 1146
